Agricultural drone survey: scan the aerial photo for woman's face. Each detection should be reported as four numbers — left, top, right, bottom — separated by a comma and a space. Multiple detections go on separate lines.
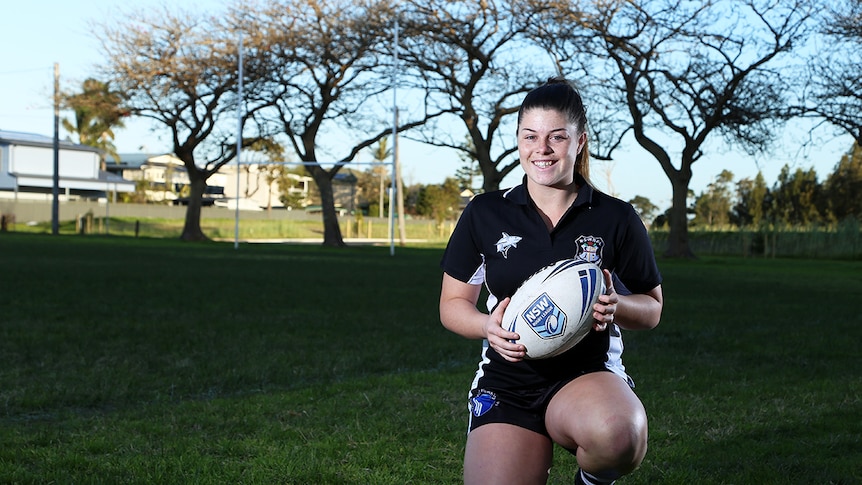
518, 108, 586, 190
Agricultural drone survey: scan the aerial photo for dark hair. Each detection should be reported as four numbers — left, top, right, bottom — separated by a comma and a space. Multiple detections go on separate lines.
517, 77, 591, 181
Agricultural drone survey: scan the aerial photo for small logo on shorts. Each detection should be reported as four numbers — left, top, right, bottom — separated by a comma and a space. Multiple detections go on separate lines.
469, 390, 497, 417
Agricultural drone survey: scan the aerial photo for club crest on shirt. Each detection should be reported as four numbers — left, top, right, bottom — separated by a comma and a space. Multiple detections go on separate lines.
495, 232, 522, 259
575, 235, 604, 264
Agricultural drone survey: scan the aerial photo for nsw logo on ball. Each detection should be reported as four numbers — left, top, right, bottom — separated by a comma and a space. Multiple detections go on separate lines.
522, 292, 567, 339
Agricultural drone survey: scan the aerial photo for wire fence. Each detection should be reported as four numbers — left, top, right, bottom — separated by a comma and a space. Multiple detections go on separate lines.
2, 199, 860, 258
650, 224, 862, 260
0, 199, 456, 243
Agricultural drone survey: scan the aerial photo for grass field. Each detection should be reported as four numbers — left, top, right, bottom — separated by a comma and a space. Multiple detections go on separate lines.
0, 233, 860, 484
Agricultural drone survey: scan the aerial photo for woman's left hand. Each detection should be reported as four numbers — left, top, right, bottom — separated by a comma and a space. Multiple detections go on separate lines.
592, 269, 618, 332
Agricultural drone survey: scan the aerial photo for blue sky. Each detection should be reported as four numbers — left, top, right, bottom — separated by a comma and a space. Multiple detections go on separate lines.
1, 1, 852, 211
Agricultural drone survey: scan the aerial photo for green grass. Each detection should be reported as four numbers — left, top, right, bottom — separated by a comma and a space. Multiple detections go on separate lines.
0, 233, 860, 484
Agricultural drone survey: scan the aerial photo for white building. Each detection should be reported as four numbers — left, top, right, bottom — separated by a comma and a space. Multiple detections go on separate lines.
219, 163, 313, 210
0, 130, 134, 201
106, 154, 312, 210
108, 153, 193, 202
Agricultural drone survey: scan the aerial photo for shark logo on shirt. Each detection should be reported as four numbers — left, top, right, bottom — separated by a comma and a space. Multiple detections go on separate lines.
495, 232, 522, 259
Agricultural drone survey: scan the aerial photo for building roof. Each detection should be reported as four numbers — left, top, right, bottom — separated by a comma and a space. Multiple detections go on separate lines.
105, 153, 181, 170
0, 129, 101, 153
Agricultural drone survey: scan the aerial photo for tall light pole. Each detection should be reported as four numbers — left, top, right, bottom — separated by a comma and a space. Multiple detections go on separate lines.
389, 17, 399, 256
51, 63, 60, 235
234, 32, 244, 250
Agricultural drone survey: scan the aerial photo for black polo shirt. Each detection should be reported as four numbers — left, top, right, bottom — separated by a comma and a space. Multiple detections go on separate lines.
441, 176, 662, 384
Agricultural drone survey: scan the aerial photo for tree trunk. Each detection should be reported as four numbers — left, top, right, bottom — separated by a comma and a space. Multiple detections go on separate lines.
180, 175, 208, 242
309, 169, 345, 247
665, 174, 695, 259
481, 168, 506, 193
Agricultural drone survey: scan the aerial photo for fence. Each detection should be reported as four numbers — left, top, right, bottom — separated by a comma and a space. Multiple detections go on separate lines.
0, 198, 326, 223
3, 199, 859, 258
0, 198, 455, 243
650, 226, 862, 260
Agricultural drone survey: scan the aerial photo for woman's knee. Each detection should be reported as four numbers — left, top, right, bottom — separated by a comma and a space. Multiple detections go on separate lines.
545, 373, 649, 473
595, 410, 648, 473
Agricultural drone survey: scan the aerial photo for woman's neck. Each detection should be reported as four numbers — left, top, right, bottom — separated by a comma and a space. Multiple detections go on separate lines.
527, 182, 579, 231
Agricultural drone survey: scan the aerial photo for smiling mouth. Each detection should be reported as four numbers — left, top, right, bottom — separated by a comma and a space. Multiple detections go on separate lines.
533, 160, 555, 168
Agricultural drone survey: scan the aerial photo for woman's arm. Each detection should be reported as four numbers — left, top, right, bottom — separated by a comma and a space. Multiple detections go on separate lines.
592, 269, 663, 331
614, 285, 663, 330
439, 273, 526, 361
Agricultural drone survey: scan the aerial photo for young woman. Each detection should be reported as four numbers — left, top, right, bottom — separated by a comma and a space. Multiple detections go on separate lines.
439, 78, 664, 485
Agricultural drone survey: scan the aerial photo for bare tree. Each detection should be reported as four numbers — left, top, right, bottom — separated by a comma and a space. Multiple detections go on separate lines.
97, 7, 270, 241
550, 0, 817, 257
805, 0, 862, 145
246, 0, 441, 247
399, 0, 559, 193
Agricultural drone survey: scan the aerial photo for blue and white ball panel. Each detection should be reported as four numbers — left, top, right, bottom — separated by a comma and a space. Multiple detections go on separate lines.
503, 259, 605, 359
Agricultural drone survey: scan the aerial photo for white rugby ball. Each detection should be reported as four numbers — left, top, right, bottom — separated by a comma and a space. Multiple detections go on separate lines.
502, 259, 606, 359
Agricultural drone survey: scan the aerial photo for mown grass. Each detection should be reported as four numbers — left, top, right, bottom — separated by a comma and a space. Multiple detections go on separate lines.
0, 233, 860, 484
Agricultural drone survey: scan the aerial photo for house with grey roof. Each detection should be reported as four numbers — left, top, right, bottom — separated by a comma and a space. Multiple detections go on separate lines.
0, 130, 134, 201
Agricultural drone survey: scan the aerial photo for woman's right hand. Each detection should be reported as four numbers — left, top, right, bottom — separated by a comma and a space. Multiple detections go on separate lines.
485, 297, 527, 362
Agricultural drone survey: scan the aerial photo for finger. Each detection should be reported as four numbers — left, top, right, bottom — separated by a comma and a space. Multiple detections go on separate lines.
490, 326, 522, 348
593, 302, 614, 318
489, 334, 525, 360
592, 312, 611, 325
602, 269, 614, 294
496, 344, 526, 361
501, 353, 525, 363
493, 297, 511, 317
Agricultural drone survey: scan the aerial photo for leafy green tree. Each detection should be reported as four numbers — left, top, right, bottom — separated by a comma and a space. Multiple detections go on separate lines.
61, 78, 127, 169
733, 172, 769, 228
770, 165, 824, 226
245, 139, 288, 211
823, 143, 862, 222
628, 195, 659, 226
415, 177, 462, 224
360, 139, 392, 217
693, 170, 734, 228
277, 165, 317, 210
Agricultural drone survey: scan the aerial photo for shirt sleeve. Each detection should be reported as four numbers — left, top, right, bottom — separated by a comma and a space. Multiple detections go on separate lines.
440, 200, 485, 285
615, 205, 663, 294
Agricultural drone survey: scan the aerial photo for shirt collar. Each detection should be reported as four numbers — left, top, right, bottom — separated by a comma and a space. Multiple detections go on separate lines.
503, 174, 594, 208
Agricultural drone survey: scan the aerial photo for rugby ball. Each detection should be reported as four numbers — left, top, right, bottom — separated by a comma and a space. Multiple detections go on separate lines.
502, 259, 605, 359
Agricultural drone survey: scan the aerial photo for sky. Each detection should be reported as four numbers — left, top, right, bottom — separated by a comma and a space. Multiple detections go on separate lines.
1, 1, 853, 212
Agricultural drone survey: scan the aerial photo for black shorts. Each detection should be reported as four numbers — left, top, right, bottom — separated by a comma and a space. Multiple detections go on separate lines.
467, 367, 628, 437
